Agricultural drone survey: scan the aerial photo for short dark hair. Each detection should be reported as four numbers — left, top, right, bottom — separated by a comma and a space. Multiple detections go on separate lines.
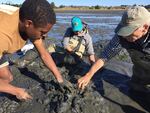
19, 0, 56, 27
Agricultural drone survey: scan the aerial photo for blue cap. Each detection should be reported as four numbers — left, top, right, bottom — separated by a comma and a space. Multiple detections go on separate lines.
71, 16, 83, 32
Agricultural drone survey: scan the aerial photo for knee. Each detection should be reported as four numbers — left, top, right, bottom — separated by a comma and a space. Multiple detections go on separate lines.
5, 74, 13, 83
8, 74, 13, 82
0, 72, 13, 83
0, 76, 13, 83
0, 66, 13, 83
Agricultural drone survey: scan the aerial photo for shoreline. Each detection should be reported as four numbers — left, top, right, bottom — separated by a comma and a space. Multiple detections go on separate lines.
54, 8, 125, 13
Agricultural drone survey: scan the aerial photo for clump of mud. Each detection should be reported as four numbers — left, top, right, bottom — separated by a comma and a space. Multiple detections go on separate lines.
2, 48, 110, 113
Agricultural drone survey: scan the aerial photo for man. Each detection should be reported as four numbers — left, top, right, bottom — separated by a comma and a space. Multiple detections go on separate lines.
78, 6, 150, 93
0, 0, 63, 100
51, 16, 95, 65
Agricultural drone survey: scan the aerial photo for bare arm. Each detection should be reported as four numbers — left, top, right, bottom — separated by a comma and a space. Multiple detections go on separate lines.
0, 79, 32, 100
0, 66, 32, 100
78, 59, 104, 89
78, 34, 122, 89
33, 39, 63, 83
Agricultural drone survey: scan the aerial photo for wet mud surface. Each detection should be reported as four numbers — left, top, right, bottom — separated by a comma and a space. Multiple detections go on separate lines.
0, 40, 150, 113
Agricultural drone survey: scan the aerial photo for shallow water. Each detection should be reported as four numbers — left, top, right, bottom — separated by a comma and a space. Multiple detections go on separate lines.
48, 10, 123, 43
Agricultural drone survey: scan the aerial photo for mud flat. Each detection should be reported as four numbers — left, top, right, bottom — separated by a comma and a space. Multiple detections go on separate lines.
0, 39, 149, 113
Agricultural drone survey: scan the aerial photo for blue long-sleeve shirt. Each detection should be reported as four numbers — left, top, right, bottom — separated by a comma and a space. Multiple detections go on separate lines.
100, 34, 122, 61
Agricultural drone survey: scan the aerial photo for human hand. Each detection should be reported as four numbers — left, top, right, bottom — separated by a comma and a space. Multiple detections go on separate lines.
58, 79, 74, 93
16, 88, 32, 101
77, 74, 92, 90
57, 77, 64, 84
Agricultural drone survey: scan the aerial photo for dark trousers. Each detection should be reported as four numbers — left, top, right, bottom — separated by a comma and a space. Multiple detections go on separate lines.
51, 52, 81, 66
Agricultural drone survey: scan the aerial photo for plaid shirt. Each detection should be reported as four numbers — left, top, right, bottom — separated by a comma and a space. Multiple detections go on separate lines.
100, 34, 122, 61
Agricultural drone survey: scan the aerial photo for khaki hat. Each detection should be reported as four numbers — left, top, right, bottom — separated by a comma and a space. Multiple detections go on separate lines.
115, 6, 150, 37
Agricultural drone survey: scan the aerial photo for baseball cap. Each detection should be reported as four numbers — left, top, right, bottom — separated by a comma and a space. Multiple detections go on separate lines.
115, 6, 150, 37
71, 16, 83, 32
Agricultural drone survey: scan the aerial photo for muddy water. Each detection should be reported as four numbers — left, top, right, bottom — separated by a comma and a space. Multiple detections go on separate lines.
48, 10, 123, 43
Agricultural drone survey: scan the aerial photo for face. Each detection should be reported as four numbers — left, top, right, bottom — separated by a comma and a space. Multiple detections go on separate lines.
23, 20, 53, 40
125, 24, 149, 42
74, 30, 83, 36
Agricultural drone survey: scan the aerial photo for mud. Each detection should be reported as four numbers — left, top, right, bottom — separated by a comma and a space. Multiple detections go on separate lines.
0, 40, 150, 113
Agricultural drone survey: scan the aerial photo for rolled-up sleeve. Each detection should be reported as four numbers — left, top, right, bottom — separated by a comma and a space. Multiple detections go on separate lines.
100, 34, 122, 61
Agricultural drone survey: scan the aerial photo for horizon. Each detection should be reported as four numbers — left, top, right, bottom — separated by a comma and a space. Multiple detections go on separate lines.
0, 0, 150, 7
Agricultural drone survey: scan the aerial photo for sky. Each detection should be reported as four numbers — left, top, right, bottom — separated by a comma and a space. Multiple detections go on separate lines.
0, 0, 150, 6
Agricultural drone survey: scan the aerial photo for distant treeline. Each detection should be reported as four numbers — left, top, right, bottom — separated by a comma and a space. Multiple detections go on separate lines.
1, 3, 21, 7
1, 2, 150, 10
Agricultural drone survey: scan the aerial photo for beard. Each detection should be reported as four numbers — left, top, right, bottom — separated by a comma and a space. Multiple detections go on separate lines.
19, 31, 28, 41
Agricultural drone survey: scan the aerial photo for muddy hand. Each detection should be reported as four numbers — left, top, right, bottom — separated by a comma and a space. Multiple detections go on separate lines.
58, 79, 74, 93
78, 75, 91, 90
16, 88, 32, 101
